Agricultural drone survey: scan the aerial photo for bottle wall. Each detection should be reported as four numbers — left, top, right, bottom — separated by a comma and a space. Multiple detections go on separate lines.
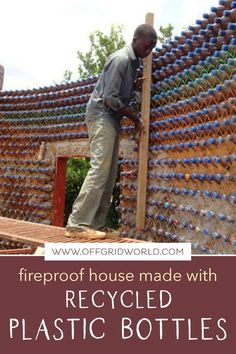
0, 0, 235, 253
0, 79, 96, 224
119, 0, 236, 254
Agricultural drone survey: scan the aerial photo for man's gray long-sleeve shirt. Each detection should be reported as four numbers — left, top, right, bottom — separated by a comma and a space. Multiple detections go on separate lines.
86, 44, 141, 132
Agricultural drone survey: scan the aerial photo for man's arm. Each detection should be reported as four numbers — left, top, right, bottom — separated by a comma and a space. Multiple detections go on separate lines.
103, 55, 128, 111
103, 56, 145, 134
117, 107, 145, 135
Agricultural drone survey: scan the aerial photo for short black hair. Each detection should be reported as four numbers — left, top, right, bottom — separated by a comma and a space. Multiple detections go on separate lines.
133, 24, 157, 42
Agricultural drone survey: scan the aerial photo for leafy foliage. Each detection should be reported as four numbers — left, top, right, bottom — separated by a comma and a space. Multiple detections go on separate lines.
63, 69, 73, 82
157, 24, 174, 44
77, 24, 126, 78
64, 158, 90, 225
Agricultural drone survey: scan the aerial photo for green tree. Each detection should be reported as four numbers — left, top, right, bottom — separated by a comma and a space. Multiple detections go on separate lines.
77, 24, 126, 78
63, 69, 73, 83
64, 158, 90, 225
157, 24, 174, 44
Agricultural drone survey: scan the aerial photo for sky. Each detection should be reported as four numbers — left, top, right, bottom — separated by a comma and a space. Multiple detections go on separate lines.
0, 0, 219, 91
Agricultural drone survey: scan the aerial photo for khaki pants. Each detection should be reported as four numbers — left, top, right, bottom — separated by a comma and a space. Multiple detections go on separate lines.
66, 117, 119, 230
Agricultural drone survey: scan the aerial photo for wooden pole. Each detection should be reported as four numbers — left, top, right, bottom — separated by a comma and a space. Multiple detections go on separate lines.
52, 157, 67, 226
136, 12, 154, 231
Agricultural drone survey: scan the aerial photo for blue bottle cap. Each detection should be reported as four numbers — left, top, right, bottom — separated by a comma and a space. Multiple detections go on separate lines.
224, 10, 231, 17
209, 138, 216, 145
181, 222, 187, 229
203, 156, 211, 163
189, 223, 194, 230
205, 122, 212, 130
222, 44, 229, 51
177, 44, 184, 50
216, 173, 223, 182
211, 6, 217, 12
213, 121, 220, 129
228, 23, 236, 30
207, 24, 214, 30
186, 38, 193, 45
164, 144, 170, 151
214, 51, 221, 57
159, 215, 165, 222
196, 19, 202, 25
188, 113, 194, 120
231, 154, 236, 162
199, 29, 206, 35
190, 190, 196, 197
212, 232, 221, 240
203, 191, 212, 198
213, 191, 220, 199
218, 213, 226, 221
215, 17, 222, 24
202, 43, 209, 51
189, 52, 195, 58
208, 88, 215, 95
210, 37, 218, 44
199, 173, 206, 181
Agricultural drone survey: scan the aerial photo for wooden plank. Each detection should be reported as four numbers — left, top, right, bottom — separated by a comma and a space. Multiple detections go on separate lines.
0, 231, 45, 247
0, 217, 147, 246
136, 13, 154, 231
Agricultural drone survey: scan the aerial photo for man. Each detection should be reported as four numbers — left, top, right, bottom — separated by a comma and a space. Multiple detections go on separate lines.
65, 24, 157, 239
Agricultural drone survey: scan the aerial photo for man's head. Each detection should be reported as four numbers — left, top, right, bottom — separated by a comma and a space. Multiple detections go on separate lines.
132, 24, 157, 58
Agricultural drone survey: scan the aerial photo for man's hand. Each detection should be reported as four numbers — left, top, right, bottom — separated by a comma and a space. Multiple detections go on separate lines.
135, 118, 145, 136
134, 76, 146, 91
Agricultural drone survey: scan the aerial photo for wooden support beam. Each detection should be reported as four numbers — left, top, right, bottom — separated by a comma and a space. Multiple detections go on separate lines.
52, 157, 67, 227
136, 12, 154, 231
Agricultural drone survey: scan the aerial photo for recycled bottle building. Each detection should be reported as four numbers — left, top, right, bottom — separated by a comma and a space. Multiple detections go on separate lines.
0, 0, 235, 254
